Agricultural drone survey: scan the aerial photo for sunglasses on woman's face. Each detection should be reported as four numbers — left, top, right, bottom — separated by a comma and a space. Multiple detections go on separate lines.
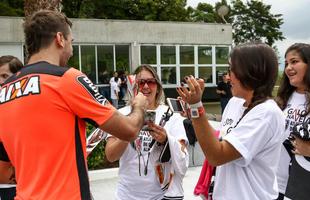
137, 78, 157, 89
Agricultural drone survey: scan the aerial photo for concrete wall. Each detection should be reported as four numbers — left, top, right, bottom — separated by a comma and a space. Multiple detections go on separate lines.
0, 43, 24, 62
1, 17, 232, 72
1, 17, 232, 44
0, 17, 24, 43
71, 19, 232, 44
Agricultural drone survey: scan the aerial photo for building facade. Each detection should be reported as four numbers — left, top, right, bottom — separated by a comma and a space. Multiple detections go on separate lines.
0, 16, 232, 100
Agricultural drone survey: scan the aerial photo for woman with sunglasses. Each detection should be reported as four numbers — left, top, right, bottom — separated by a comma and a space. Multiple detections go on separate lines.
177, 42, 287, 200
105, 64, 189, 200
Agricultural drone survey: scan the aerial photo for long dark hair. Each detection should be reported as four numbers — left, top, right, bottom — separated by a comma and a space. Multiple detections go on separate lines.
134, 64, 165, 106
230, 42, 278, 119
276, 43, 310, 115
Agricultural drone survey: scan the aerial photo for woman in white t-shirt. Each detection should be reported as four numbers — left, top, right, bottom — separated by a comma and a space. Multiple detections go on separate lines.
105, 64, 189, 200
177, 42, 286, 200
275, 43, 310, 200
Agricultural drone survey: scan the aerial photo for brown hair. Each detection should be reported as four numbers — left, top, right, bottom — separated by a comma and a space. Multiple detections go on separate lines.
23, 10, 72, 59
230, 42, 278, 119
134, 64, 165, 106
0, 55, 23, 73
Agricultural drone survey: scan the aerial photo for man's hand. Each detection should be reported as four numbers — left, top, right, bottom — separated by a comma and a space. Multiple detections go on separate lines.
132, 92, 148, 110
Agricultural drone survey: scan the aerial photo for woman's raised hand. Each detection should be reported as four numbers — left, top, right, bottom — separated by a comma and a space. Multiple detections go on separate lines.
177, 75, 205, 104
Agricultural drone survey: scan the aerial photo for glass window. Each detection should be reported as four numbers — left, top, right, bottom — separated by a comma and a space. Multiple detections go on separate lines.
180, 67, 194, 82
198, 46, 212, 64
198, 67, 212, 83
141, 46, 156, 64
68, 45, 79, 70
180, 46, 194, 64
161, 46, 176, 64
81, 45, 96, 83
161, 67, 176, 84
216, 66, 230, 83
97, 45, 114, 84
116, 45, 130, 72
216, 47, 229, 64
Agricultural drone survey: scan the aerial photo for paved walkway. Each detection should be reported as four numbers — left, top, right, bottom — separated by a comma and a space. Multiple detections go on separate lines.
90, 166, 203, 200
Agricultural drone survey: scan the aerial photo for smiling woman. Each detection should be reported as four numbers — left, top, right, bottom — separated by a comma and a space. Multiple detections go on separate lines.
177, 42, 286, 200
276, 43, 310, 200
105, 64, 189, 200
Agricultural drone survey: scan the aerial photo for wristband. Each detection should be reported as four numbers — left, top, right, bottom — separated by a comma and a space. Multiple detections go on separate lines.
189, 101, 203, 109
190, 107, 205, 118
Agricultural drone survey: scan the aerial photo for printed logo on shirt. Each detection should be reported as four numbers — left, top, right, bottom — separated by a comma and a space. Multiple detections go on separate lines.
222, 118, 234, 135
76, 75, 106, 104
131, 130, 153, 153
0, 76, 40, 104
285, 106, 310, 131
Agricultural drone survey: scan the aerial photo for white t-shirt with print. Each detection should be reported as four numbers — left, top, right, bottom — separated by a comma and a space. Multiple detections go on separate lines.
277, 91, 310, 193
112, 105, 187, 200
110, 81, 119, 100
213, 97, 286, 200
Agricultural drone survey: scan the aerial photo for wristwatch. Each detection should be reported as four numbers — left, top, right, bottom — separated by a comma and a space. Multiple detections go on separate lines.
190, 107, 205, 118
189, 101, 205, 118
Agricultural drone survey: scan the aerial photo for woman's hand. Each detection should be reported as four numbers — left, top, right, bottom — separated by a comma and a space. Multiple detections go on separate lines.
148, 122, 167, 144
292, 136, 310, 157
177, 76, 205, 104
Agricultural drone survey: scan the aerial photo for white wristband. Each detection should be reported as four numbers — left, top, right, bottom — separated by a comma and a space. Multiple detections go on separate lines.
189, 101, 203, 109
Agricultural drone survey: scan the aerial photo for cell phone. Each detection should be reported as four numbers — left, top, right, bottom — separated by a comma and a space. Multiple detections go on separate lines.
142, 110, 156, 131
167, 98, 185, 113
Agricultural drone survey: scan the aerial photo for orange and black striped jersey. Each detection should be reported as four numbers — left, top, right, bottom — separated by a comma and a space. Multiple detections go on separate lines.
0, 61, 115, 200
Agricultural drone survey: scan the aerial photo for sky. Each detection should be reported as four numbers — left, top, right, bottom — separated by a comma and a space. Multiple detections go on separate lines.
187, 0, 310, 70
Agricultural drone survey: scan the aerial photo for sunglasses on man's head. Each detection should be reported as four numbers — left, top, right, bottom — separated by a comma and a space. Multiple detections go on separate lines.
137, 78, 157, 88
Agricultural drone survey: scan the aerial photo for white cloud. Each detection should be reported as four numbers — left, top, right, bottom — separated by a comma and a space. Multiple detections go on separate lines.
187, 0, 310, 70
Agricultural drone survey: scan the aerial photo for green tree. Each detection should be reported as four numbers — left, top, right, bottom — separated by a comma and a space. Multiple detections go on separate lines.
0, 0, 24, 16
231, 0, 284, 46
61, 0, 189, 21
188, 2, 216, 23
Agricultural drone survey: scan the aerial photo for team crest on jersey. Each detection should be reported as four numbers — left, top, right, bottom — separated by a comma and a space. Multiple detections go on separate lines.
76, 75, 107, 104
0, 76, 40, 104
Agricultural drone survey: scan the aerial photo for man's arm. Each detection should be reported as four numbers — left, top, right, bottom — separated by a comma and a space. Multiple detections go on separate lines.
100, 92, 147, 141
